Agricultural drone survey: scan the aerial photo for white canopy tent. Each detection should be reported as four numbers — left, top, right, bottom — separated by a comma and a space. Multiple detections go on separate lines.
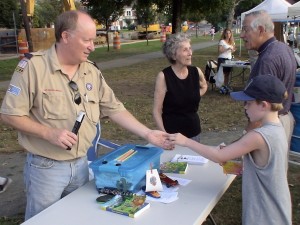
241, 0, 291, 22
288, 1, 300, 18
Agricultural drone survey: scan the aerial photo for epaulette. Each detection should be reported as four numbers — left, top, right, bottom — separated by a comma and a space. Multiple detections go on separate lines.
24, 51, 44, 60
87, 60, 100, 70
24, 53, 33, 60
87, 60, 104, 79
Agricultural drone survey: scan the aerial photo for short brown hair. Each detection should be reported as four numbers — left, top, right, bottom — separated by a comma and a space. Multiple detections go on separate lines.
54, 10, 90, 42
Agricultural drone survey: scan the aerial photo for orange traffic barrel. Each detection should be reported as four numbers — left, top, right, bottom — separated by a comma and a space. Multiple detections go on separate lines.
18, 41, 29, 60
160, 32, 166, 42
113, 34, 121, 50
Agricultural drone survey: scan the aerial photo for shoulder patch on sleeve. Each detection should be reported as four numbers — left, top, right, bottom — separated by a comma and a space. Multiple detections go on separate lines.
7, 84, 21, 96
15, 59, 28, 74
15, 51, 45, 74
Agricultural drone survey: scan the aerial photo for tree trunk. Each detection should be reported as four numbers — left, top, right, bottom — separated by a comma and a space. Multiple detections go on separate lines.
227, 5, 235, 29
227, 0, 246, 30
172, 0, 182, 34
146, 25, 149, 46
106, 31, 110, 52
105, 21, 110, 52
20, 0, 33, 52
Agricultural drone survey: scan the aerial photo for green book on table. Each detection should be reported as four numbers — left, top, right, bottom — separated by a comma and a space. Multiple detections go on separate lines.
100, 194, 150, 218
160, 161, 188, 174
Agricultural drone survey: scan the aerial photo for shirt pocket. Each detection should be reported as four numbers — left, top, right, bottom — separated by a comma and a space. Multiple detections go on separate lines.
42, 91, 68, 119
83, 92, 100, 124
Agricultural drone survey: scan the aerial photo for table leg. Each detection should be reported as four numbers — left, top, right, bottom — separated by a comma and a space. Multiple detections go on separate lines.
207, 214, 217, 225
228, 68, 247, 87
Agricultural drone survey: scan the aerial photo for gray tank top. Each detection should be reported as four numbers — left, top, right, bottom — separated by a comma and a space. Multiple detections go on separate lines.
242, 123, 291, 225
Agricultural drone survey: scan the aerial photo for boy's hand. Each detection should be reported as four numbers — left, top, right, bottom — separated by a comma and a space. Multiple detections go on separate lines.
169, 133, 188, 146
146, 130, 174, 150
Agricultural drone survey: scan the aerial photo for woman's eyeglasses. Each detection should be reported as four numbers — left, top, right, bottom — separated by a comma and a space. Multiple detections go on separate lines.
69, 81, 82, 105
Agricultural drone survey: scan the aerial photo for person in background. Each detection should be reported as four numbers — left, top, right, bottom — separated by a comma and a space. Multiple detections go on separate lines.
287, 31, 297, 48
153, 33, 208, 143
210, 26, 215, 40
0, 176, 12, 194
240, 10, 296, 154
170, 75, 292, 225
0, 10, 173, 220
217, 28, 236, 94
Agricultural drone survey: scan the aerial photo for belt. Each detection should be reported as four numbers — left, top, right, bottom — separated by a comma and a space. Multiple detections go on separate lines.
28, 153, 84, 162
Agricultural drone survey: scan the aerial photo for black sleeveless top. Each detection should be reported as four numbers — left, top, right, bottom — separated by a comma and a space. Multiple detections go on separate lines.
162, 66, 201, 137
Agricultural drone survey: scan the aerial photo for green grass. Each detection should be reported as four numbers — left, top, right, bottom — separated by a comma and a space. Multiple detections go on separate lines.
0, 58, 19, 81
90, 34, 216, 61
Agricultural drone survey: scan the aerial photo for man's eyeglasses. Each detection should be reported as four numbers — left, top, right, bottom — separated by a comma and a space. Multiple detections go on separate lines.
69, 81, 82, 105
241, 26, 252, 33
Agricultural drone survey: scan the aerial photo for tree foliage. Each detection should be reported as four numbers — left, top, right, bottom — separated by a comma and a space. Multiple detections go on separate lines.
0, 0, 20, 29
153, 0, 185, 33
133, 0, 158, 45
184, 0, 262, 29
81, 0, 133, 51
32, 0, 63, 28
134, 0, 157, 25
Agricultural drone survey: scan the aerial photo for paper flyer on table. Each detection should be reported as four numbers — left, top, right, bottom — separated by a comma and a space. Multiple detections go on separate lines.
171, 154, 208, 165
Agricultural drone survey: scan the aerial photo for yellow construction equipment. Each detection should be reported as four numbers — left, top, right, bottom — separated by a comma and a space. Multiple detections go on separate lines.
136, 24, 161, 39
25, 0, 76, 17
62, 0, 76, 11
26, 0, 35, 16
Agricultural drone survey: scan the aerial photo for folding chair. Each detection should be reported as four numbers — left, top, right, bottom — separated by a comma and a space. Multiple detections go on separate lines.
87, 123, 120, 162
87, 123, 120, 180
204, 59, 218, 90
87, 123, 101, 162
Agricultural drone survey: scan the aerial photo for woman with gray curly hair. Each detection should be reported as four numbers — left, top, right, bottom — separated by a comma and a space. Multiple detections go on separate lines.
153, 33, 208, 142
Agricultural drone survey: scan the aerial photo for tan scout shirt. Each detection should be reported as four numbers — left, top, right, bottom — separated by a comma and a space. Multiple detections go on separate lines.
0, 44, 126, 160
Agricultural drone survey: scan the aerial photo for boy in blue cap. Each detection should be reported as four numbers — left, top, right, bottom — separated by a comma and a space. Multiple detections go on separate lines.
169, 74, 292, 224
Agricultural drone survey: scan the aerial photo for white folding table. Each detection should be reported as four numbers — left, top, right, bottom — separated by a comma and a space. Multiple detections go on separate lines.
21, 145, 236, 225
221, 61, 251, 86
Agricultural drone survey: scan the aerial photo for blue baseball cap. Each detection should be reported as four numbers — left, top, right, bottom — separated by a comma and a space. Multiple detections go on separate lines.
230, 74, 286, 103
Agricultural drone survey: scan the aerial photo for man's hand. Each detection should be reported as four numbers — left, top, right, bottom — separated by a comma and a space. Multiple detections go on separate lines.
145, 130, 174, 150
47, 128, 78, 150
